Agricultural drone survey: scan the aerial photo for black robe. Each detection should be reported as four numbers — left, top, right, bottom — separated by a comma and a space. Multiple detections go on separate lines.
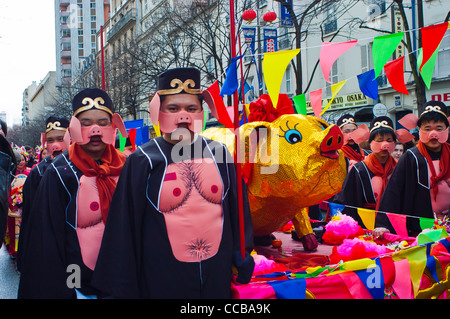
332, 160, 378, 227
92, 136, 254, 299
17, 155, 53, 274
18, 151, 102, 299
376, 146, 437, 236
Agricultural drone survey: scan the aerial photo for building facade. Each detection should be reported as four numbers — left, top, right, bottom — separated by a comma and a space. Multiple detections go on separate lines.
55, 0, 111, 86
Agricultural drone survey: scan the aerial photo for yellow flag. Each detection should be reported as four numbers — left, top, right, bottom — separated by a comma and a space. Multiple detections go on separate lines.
393, 245, 427, 297
320, 80, 347, 116
244, 103, 250, 118
154, 122, 161, 137
357, 208, 376, 230
263, 49, 300, 109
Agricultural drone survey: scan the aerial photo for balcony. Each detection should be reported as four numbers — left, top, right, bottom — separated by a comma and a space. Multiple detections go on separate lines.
107, 9, 136, 41
61, 50, 72, 57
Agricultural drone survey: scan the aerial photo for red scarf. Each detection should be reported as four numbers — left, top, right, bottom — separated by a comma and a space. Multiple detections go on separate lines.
417, 141, 450, 200
69, 143, 126, 223
363, 153, 396, 210
341, 144, 365, 162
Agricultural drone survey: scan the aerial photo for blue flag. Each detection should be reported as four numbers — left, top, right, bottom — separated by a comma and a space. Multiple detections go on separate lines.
220, 55, 244, 97
357, 69, 378, 100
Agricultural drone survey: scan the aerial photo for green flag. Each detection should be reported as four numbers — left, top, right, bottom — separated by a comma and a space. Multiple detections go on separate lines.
419, 217, 434, 231
293, 94, 307, 115
372, 32, 404, 78
118, 130, 127, 152
417, 46, 441, 90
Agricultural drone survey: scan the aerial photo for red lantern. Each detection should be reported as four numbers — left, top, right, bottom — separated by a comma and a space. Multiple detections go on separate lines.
242, 9, 257, 23
263, 11, 277, 23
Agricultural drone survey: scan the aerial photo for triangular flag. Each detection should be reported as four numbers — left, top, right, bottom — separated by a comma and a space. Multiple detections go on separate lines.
118, 130, 126, 152
372, 32, 404, 78
394, 245, 427, 297
129, 128, 137, 152
154, 122, 161, 137
419, 217, 434, 231
321, 80, 347, 115
418, 45, 440, 89
386, 213, 408, 236
357, 207, 376, 230
267, 278, 306, 299
328, 202, 345, 217
310, 88, 323, 118
357, 69, 378, 100
293, 94, 307, 115
220, 55, 244, 96
384, 56, 409, 95
354, 258, 385, 299
203, 81, 234, 129
263, 49, 300, 109
320, 40, 357, 83
419, 22, 449, 71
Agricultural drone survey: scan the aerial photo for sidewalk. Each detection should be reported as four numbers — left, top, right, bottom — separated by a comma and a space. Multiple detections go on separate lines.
0, 245, 20, 299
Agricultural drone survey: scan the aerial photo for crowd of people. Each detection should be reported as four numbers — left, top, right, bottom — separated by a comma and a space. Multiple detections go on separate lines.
0, 66, 448, 299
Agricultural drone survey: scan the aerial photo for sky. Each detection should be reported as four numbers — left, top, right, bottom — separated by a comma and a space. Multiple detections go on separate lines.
0, 0, 56, 126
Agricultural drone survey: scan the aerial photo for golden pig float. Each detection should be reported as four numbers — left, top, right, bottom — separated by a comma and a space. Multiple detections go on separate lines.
202, 94, 347, 251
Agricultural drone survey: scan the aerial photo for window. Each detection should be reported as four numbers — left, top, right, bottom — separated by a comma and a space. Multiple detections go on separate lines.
285, 66, 291, 93
91, 29, 96, 35
91, 15, 96, 22
90, 3, 96, 9
78, 29, 84, 36
62, 42, 71, 51
79, 43, 84, 49
63, 69, 72, 77
62, 29, 71, 37
61, 16, 68, 24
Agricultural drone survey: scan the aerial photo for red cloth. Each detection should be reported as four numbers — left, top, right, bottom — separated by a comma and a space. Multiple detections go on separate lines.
247, 94, 294, 123
417, 141, 450, 200
341, 144, 365, 162
69, 143, 126, 223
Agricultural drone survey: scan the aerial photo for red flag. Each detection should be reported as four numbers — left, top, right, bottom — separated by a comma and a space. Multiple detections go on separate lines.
310, 88, 323, 118
386, 213, 408, 237
129, 128, 137, 152
203, 81, 234, 129
419, 22, 449, 71
384, 56, 409, 95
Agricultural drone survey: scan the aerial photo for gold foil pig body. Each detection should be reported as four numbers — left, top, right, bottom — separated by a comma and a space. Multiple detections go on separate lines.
202, 114, 346, 241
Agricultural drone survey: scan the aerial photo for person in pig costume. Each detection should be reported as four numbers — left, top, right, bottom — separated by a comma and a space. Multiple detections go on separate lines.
374, 101, 450, 237
17, 116, 69, 276
92, 68, 255, 298
18, 88, 128, 298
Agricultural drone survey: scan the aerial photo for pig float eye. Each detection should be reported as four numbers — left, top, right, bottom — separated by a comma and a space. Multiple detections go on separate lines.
279, 120, 302, 144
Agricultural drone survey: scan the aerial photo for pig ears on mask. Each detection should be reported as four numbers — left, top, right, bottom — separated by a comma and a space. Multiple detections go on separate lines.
398, 113, 420, 130
395, 128, 415, 143
40, 133, 47, 148
68, 114, 128, 144
112, 113, 128, 138
149, 93, 161, 128
348, 124, 370, 144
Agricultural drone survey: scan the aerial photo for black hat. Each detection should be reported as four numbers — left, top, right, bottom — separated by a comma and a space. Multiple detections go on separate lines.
45, 116, 69, 133
420, 100, 447, 118
337, 114, 357, 129
369, 116, 394, 133
157, 68, 202, 96
72, 88, 113, 117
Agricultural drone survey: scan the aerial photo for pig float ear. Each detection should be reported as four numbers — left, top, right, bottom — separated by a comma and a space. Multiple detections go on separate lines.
348, 124, 370, 144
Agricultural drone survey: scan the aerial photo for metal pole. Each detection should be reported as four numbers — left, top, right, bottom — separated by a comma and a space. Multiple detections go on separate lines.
100, 25, 106, 90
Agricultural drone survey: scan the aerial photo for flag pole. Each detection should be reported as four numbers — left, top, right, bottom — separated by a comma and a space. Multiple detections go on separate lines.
228, 0, 246, 259
100, 25, 106, 90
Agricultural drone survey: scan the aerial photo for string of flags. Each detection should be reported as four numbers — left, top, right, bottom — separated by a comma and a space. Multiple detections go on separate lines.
214, 21, 450, 125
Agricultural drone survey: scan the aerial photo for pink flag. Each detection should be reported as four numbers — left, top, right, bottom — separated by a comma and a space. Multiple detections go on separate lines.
386, 213, 408, 237
384, 56, 409, 95
310, 89, 323, 118
320, 40, 357, 83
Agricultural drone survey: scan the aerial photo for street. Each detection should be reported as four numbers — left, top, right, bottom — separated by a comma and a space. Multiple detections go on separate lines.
0, 245, 19, 299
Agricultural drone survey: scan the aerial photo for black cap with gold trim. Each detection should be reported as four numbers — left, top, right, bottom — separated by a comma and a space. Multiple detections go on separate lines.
157, 68, 202, 96
45, 116, 69, 133
72, 88, 113, 117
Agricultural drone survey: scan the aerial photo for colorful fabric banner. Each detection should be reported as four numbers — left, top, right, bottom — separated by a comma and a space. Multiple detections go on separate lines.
293, 94, 307, 115
384, 56, 409, 95
320, 80, 347, 115
320, 40, 357, 83
128, 128, 137, 152
267, 278, 306, 299
309, 88, 323, 118
357, 69, 378, 100
417, 46, 441, 90
262, 49, 300, 109
203, 81, 234, 129
419, 217, 435, 231
118, 130, 126, 152
328, 202, 345, 217
393, 245, 427, 297
372, 32, 404, 78
354, 258, 385, 299
220, 55, 244, 96
419, 22, 449, 71
386, 213, 408, 237
357, 208, 376, 230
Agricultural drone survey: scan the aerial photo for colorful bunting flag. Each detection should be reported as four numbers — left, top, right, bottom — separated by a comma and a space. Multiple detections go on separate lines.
154, 122, 161, 137
320, 40, 357, 83
328, 202, 345, 217
386, 213, 408, 237
393, 245, 427, 297
384, 56, 409, 95
321, 80, 347, 116
417, 46, 441, 90
310, 88, 323, 118
357, 69, 378, 100
372, 32, 404, 78
118, 130, 126, 152
354, 258, 385, 299
220, 55, 244, 96
262, 49, 300, 109
293, 94, 307, 115
267, 278, 306, 299
203, 81, 234, 129
357, 208, 376, 230
129, 128, 137, 152
419, 22, 449, 71
419, 217, 434, 231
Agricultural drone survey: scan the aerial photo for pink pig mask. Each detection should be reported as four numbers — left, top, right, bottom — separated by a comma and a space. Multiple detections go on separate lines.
149, 93, 204, 134
370, 140, 396, 154
419, 128, 449, 144
68, 113, 128, 145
